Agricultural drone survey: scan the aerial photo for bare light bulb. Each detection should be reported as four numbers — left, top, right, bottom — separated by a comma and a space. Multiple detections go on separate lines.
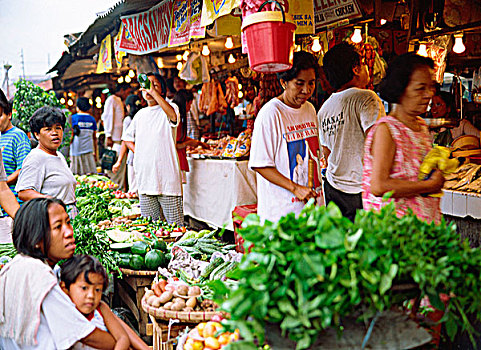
183, 50, 190, 61
125, 76, 131, 83
117, 76, 124, 83
311, 37, 322, 52
202, 44, 210, 56
67, 99, 74, 106
453, 33, 466, 54
96, 103, 102, 109
238, 91, 243, 99
60, 97, 66, 104
177, 61, 183, 70
176, 54, 182, 61
225, 36, 234, 49
417, 43, 428, 57
380, 18, 387, 25
95, 96, 102, 103
238, 83, 242, 90
228, 54, 236, 64
128, 69, 135, 78
156, 57, 164, 68
351, 27, 362, 44
89, 99, 93, 105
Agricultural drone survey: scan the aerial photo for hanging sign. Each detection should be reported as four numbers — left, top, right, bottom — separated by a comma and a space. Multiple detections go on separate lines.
288, 0, 314, 34
190, 0, 206, 38
114, 26, 127, 68
120, 0, 173, 54
117, 22, 139, 53
169, 0, 191, 46
314, 0, 362, 30
201, 0, 241, 27
96, 34, 113, 73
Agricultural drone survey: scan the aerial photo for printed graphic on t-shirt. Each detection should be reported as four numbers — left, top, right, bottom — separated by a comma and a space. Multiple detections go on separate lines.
284, 121, 321, 191
321, 111, 345, 136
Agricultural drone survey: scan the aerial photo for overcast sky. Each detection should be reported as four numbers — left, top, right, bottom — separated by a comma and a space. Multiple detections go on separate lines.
0, 0, 119, 83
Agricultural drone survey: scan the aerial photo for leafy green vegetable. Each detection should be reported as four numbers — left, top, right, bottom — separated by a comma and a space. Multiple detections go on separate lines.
213, 199, 481, 349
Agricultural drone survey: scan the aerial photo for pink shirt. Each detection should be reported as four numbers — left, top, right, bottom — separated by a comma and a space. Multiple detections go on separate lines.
362, 116, 441, 224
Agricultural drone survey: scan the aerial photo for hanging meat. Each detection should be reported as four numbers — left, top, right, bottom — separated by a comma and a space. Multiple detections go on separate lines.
198, 80, 228, 116
225, 76, 240, 108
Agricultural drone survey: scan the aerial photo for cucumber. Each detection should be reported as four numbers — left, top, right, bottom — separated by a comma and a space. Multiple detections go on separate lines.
209, 261, 231, 280
200, 258, 224, 280
176, 238, 197, 247
196, 244, 219, 255
223, 244, 237, 251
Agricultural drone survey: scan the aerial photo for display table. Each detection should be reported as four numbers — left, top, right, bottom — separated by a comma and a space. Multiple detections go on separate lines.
441, 190, 481, 247
183, 158, 257, 230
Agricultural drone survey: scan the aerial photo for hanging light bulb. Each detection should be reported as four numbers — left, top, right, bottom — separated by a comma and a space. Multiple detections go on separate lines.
96, 102, 102, 109
89, 99, 93, 105
351, 26, 362, 43
177, 61, 183, 70
128, 69, 135, 78
117, 76, 124, 83
125, 76, 131, 83
60, 97, 66, 104
156, 57, 164, 68
67, 99, 74, 106
228, 54, 236, 64
224, 36, 234, 49
201, 44, 210, 56
95, 96, 102, 103
238, 91, 244, 99
311, 37, 322, 52
238, 83, 242, 90
380, 18, 387, 25
417, 42, 428, 57
453, 33, 466, 54
182, 50, 190, 61
176, 54, 182, 61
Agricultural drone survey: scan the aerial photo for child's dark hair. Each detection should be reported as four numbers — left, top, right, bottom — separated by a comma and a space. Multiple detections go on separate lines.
60, 255, 108, 291
76, 97, 91, 112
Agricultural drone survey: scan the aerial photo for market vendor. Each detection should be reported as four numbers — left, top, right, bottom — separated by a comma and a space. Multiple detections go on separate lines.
0, 198, 117, 349
362, 53, 445, 223
249, 51, 322, 223
15, 107, 78, 219
429, 90, 480, 146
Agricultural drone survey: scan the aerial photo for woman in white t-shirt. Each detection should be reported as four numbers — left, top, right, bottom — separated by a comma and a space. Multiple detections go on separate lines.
0, 198, 118, 349
249, 51, 322, 223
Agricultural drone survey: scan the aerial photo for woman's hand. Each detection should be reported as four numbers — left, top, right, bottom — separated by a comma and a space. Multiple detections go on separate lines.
291, 182, 318, 203
426, 169, 445, 193
112, 161, 121, 174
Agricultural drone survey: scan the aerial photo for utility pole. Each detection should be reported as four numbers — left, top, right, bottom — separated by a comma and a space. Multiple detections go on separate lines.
20, 49, 25, 79
2, 64, 12, 99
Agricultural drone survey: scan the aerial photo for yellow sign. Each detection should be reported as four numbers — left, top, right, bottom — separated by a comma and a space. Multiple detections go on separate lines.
97, 34, 113, 73
201, 0, 241, 27
288, 0, 314, 34
114, 27, 126, 68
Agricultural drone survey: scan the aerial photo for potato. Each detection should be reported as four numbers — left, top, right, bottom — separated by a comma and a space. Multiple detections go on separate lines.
183, 307, 194, 312
186, 297, 197, 308
144, 290, 154, 299
151, 297, 162, 308
163, 302, 174, 310
173, 297, 184, 304
170, 302, 184, 311
159, 291, 173, 304
174, 298, 186, 309
147, 295, 157, 306
176, 284, 189, 296
188, 286, 201, 296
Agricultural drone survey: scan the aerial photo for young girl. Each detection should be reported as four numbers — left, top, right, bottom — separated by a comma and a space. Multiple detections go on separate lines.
60, 255, 148, 350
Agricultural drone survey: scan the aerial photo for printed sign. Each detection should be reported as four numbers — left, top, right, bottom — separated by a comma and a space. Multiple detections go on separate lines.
117, 22, 139, 53
120, 0, 173, 54
97, 34, 112, 73
169, 0, 191, 46
314, 0, 362, 30
288, 0, 314, 34
114, 26, 127, 68
190, 0, 205, 38
201, 0, 241, 27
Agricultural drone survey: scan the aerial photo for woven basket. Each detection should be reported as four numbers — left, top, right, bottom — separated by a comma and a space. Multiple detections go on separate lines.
120, 268, 157, 276
142, 297, 222, 323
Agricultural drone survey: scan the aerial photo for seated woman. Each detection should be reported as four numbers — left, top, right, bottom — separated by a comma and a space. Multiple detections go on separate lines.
0, 198, 116, 348
430, 90, 480, 146
362, 53, 445, 224
15, 107, 78, 219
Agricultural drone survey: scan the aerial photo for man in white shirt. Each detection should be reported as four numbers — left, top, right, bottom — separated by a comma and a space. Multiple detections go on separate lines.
318, 42, 385, 221
122, 73, 184, 225
101, 83, 131, 189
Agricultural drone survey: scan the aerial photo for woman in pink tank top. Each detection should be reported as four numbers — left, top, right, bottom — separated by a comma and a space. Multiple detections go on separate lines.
362, 53, 445, 224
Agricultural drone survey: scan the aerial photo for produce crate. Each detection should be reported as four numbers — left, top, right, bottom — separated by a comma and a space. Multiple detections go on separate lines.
148, 315, 193, 350
232, 204, 257, 253
113, 270, 156, 340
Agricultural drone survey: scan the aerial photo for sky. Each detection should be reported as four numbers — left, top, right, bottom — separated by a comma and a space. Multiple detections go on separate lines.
0, 0, 119, 84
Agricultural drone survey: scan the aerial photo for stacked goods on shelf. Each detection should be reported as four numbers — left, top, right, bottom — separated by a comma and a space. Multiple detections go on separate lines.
212, 200, 481, 349
443, 163, 481, 192
187, 130, 252, 159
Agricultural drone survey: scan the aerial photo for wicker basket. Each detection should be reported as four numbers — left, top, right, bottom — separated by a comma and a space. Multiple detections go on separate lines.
149, 315, 177, 350
142, 296, 222, 323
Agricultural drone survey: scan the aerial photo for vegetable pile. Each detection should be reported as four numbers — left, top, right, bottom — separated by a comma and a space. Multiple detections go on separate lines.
214, 198, 481, 349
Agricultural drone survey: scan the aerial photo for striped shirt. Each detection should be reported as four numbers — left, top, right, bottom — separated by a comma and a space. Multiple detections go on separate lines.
0, 126, 31, 216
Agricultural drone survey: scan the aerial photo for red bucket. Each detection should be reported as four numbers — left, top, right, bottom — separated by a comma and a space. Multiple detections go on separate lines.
241, 1, 296, 73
